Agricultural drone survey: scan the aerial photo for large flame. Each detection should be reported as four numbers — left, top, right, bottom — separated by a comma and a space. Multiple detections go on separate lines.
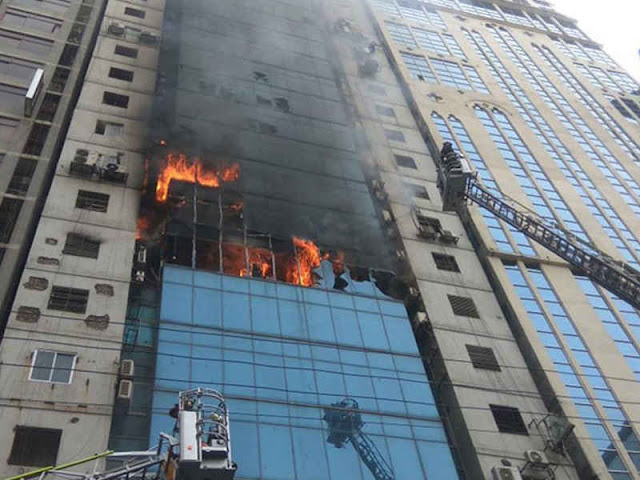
155, 153, 240, 202
287, 236, 329, 287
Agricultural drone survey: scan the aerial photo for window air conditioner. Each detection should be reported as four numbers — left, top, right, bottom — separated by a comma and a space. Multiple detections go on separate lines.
491, 466, 522, 480
119, 359, 135, 378
117, 379, 133, 400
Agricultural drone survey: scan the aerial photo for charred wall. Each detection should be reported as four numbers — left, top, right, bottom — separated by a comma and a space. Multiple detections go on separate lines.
146, 0, 395, 271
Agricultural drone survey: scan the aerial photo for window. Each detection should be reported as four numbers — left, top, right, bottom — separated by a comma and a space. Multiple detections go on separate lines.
95, 119, 124, 137
29, 350, 76, 383
394, 154, 416, 168
432, 252, 460, 272
448, 294, 479, 317
384, 128, 405, 142
431, 58, 472, 90
75, 190, 109, 212
490, 405, 528, 435
0, 31, 53, 57
63, 233, 100, 258
114, 45, 138, 58
466, 345, 500, 371
48, 286, 89, 313
102, 91, 129, 108
3, 10, 62, 34
375, 105, 396, 118
124, 6, 145, 18
406, 182, 429, 198
385, 22, 416, 48
368, 84, 387, 96
108, 67, 134, 82
400, 52, 436, 83
8, 426, 62, 466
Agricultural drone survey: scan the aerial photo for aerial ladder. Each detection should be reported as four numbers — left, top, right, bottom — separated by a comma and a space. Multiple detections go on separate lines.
8, 388, 236, 480
323, 398, 395, 480
436, 142, 640, 311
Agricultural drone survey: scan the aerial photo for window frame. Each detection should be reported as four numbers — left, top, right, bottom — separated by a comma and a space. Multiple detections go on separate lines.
47, 286, 89, 313
8, 426, 63, 467
490, 404, 529, 435
28, 349, 77, 384
75, 190, 110, 212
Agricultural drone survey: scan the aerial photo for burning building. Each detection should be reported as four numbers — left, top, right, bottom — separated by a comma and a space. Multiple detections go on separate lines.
2, 0, 638, 479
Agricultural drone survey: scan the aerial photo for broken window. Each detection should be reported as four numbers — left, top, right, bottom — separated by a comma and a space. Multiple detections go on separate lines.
63, 232, 101, 258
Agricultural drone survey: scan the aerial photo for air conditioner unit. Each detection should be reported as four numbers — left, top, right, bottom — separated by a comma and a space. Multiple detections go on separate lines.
139, 31, 158, 44
117, 379, 133, 400
120, 359, 135, 378
137, 246, 147, 264
134, 270, 145, 282
491, 466, 523, 480
381, 209, 394, 224
395, 249, 406, 260
439, 229, 459, 245
524, 450, 549, 466
108, 22, 125, 36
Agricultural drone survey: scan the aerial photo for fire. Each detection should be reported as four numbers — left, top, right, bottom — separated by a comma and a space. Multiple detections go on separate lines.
240, 249, 273, 279
136, 217, 151, 241
287, 236, 329, 287
155, 153, 240, 202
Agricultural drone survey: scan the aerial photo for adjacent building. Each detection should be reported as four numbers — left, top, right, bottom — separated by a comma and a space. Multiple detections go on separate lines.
1, 0, 640, 479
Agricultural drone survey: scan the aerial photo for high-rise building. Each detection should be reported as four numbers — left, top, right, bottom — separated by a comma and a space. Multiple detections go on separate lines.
1, 0, 640, 479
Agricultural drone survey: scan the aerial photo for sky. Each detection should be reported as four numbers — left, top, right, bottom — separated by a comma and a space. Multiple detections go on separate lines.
550, 0, 640, 81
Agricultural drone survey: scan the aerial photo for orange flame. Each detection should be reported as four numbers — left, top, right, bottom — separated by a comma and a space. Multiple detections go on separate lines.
240, 249, 273, 279
136, 217, 151, 241
155, 153, 240, 202
286, 236, 329, 287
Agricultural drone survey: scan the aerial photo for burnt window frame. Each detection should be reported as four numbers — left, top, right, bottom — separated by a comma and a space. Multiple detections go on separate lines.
63, 232, 100, 259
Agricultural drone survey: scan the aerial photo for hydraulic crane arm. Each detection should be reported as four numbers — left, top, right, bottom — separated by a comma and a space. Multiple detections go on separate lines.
437, 143, 640, 311
323, 398, 396, 480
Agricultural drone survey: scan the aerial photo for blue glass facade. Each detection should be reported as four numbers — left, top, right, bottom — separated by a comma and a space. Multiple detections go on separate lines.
150, 265, 460, 480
